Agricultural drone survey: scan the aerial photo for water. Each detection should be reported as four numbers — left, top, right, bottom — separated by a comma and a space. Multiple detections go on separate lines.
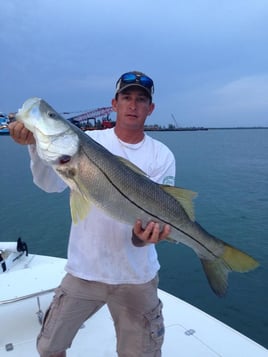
1, 129, 268, 349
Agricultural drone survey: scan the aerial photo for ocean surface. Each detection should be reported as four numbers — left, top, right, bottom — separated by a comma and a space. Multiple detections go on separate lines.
1, 129, 268, 349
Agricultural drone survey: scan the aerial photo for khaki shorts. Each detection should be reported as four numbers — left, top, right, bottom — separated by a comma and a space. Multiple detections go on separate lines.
37, 273, 164, 357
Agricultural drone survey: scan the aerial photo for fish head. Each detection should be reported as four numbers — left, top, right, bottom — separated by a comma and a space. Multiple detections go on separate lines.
16, 97, 79, 163
16, 97, 68, 136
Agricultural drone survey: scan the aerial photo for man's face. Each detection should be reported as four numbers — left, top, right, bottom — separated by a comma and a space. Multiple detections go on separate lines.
112, 88, 155, 130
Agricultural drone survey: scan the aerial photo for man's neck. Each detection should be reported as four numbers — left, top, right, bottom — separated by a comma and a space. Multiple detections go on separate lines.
114, 126, 144, 144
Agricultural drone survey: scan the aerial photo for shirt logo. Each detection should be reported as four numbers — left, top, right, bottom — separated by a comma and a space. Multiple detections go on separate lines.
163, 176, 175, 186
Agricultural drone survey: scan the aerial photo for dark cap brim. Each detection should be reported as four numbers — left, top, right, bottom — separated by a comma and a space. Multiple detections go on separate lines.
116, 83, 152, 98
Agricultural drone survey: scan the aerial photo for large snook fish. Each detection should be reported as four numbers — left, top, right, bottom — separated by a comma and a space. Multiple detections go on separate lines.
16, 97, 259, 297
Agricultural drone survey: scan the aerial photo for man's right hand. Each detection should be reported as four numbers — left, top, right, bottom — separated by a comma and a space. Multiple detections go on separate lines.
8, 121, 35, 145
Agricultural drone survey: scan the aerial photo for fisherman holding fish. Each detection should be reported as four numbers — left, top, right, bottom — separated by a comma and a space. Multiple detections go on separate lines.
9, 71, 176, 357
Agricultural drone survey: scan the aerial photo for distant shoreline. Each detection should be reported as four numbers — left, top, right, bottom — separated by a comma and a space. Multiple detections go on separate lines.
144, 127, 208, 132
1, 126, 268, 136
144, 126, 268, 131
207, 126, 268, 130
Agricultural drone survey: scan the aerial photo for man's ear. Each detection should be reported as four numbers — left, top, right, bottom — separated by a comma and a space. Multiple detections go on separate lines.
148, 102, 155, 116
111, 98, 117, 112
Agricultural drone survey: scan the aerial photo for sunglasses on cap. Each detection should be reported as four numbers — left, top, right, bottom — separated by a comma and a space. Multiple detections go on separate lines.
116, 72, 154, 96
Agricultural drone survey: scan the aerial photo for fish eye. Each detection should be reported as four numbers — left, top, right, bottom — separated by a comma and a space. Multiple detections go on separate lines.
48, 111, 56, 118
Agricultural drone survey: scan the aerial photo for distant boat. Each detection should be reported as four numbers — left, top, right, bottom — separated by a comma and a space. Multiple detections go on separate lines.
0, 116, 9, 135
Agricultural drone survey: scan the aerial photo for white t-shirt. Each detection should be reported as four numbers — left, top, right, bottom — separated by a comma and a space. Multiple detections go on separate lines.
29, 128, 176, 284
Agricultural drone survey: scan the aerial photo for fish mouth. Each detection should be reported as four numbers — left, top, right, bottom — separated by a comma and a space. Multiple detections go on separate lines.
17, 97, 41, 119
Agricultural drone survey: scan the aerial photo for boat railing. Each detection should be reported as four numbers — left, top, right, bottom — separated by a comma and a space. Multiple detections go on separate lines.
0, 287, 56, 305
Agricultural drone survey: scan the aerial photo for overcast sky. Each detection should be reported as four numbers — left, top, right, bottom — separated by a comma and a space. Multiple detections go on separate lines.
1, 0, 268, 127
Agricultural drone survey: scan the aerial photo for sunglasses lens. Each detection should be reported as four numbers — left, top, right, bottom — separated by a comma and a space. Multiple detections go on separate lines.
122, 73, 137, 83
139, 76, 153, 88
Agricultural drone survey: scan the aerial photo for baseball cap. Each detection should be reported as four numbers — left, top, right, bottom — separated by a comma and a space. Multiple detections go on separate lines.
115, 71, 154, 98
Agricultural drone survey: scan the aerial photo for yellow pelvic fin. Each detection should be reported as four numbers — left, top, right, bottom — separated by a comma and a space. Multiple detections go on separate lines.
161, 185, 197, 221
70, 188, 91, 224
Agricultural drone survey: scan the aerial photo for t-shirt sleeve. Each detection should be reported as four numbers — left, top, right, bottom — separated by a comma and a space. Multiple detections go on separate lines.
149, 144, 176, 186
28, 144, 67, 193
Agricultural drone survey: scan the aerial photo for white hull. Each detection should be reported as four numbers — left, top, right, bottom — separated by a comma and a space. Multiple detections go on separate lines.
1, 248, 267, 356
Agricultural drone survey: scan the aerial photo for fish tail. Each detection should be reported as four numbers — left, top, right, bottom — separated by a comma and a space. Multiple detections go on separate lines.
200, 244, 259, 297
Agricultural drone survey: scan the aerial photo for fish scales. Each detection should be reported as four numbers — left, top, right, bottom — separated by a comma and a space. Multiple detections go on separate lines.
76, 133, 225, 256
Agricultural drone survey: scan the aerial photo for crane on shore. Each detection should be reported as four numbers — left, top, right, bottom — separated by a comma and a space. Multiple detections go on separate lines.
171, 113, 179, 129
64, 107, 115, 130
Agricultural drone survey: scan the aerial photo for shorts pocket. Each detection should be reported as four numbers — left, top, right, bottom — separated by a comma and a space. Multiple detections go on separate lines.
143, 299, 165, 353
39, 288, 66, 339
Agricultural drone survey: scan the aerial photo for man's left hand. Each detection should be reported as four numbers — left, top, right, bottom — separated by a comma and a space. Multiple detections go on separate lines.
132, 220, 171, 246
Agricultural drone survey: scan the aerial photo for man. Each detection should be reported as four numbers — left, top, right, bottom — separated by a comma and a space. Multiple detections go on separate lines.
9, 71, 176, 357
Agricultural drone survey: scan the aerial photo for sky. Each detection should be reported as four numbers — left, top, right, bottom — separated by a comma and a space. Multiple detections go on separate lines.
1, 0, 268, 128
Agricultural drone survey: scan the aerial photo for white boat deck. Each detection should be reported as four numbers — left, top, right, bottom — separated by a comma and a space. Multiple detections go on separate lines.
1, 253, 267, 356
